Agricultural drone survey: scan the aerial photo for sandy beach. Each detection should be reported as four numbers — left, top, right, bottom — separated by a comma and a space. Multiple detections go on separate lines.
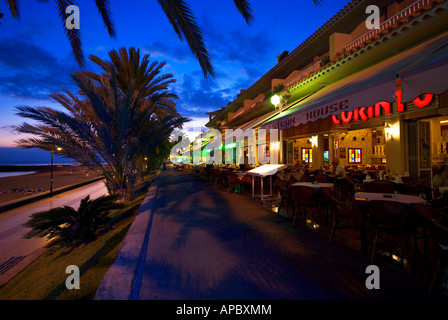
0, 165, 103, 204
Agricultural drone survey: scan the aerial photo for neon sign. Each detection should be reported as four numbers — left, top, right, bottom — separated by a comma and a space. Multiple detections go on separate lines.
332, 91, 434, 125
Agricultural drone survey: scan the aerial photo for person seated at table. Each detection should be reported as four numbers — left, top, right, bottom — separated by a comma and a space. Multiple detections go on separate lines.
291, 161, 302, 173
334, 161, 349, 186
433, 164, 448, 188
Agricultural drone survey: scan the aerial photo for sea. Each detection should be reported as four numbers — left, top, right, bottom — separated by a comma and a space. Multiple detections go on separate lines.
0, 147, 79, 176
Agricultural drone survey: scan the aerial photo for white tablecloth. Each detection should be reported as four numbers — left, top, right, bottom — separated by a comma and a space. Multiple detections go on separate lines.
355, 192, 427, 204
291, 182, 334, 190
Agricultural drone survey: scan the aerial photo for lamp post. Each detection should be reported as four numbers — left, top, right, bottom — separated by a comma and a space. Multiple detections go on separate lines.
270, 91, 290, 113
50, 147, 62, 197
270, 94, 283, 112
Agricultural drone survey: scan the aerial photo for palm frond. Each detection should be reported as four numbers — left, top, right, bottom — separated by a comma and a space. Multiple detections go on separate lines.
5, 0, 19, 18
232, 0, 254, 24
157, 0, 214, 78
92, 0, 116, 37
54, 0, 84, 66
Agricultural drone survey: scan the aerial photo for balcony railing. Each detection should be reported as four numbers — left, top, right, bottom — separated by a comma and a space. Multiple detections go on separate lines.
285, 0, 436, 89
344, 0, 435, 52
283, 60, 323, 88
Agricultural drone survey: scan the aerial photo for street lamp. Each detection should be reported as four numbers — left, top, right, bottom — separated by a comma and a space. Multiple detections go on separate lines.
270, 94, 281, 108
50, 146, 62, 197
270, 93, 289, 113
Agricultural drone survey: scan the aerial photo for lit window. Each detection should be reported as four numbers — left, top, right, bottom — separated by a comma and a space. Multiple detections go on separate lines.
302, 148, 313, 163
348, 148, 362, 163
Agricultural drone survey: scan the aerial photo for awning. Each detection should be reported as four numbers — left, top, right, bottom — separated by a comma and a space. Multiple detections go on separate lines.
261, 31, 448, 130
400, 34, 448, 102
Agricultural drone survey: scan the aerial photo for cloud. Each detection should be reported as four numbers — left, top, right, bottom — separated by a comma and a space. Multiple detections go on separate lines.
0, 38, 78, 100
0, 125, 19, 135
173, 73, 234, 118
141, 41, 192, 64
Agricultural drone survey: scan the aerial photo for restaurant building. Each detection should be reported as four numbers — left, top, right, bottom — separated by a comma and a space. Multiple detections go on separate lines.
205, 0, 448, 186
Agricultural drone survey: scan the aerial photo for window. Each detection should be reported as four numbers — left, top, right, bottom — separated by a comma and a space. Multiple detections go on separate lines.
301, 148, 312, 163
324, 150, 329, 163
348, 148, 362, 163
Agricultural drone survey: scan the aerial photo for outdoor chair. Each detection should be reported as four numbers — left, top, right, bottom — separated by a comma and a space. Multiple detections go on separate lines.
227, 172, 243, 194
362, 180, 396, 194
287, 174, 299, 187
328, 190, 355, 243
274, 178, 288, 209
401, 176, 413, 184
420, 185, 436, 202
401, 177, 426, 196
413, 203, 448, 294
287, 186, 319, 227
364, 200, 413, 265
335, 181, 355, 197
210, 169, 221, 184
217, 171, 229, 188
314, 174, 329, 183
238, 174, 253, 194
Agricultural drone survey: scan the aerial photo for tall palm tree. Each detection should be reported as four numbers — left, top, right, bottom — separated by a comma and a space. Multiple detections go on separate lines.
14, 47, 187, 199
2, 0, 322, 78
85, 47, 182, 121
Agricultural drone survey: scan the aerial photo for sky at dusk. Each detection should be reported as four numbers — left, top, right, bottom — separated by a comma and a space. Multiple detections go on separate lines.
0, 0, 351, 149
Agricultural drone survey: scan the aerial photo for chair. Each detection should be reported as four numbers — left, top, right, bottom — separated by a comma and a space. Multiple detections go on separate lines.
210, 169, 221, 184
287, 174, 299, 187
274, 178, 288, 209
227, 172, 243, 194
328, 190, 355, 243
217, 171, 229, 187
401, 177, 426, 196
364, 200, 413, 265
239, 174, 252, 193
401, 176, 413, 184
413, 203, 448, 294
362, 180, 396, 193
287, 186, 319, 227
335, 181, 355, 197
314, 174, 329, 183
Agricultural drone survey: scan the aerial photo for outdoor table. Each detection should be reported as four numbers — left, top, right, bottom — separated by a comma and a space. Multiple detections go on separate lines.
245, 164, 287, 200
354, 192, 427, 204
278, 172, 304, 182
354, 192, 427, 253
291, 182, 334, 190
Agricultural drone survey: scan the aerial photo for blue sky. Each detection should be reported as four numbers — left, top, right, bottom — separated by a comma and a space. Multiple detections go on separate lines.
0, 0, 350, 147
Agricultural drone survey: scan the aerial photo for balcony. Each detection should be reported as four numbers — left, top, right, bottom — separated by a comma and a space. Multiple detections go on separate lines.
344, 0, 438, 53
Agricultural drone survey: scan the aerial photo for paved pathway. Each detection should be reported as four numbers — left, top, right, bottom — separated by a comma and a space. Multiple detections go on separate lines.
98, 167, 435, 300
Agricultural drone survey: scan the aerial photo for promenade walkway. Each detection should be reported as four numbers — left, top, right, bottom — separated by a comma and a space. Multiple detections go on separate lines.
96, 166, 435, 300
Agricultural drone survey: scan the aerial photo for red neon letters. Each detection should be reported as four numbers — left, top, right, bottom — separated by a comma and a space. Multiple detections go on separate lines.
413, 94, 434, 108
332, 91, 434, 125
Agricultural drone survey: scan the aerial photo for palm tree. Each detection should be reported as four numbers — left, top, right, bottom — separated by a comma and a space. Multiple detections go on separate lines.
85, 47, 182, 121
24, 194, 122, 249
14, 47, 187, 199
2, 0, 322, 78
